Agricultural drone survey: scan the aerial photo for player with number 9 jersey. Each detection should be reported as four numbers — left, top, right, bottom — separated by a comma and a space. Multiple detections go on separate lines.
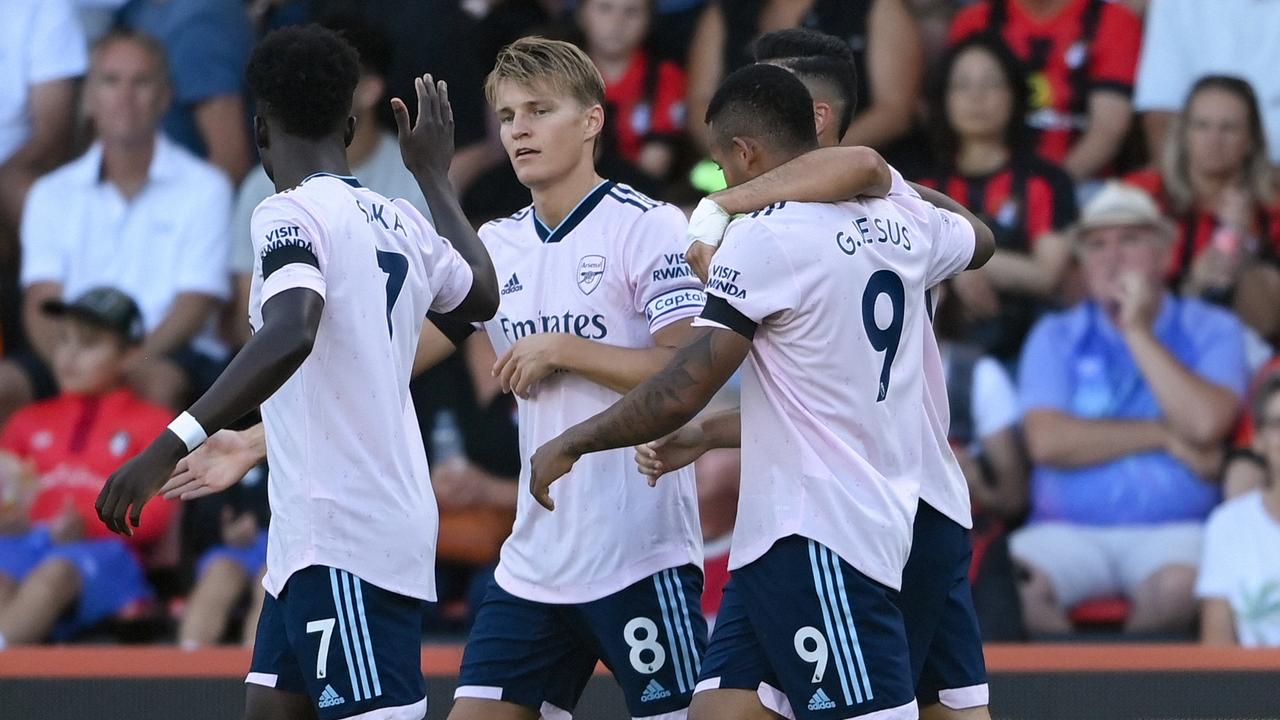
687, 67, 980, 720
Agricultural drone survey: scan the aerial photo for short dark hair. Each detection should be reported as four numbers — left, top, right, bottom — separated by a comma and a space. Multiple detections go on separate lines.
927, 35, 1030, 166
319, 14, 393, 79
752, 28, 858, 138
705, 63, 818, 154
247, 25, 361, 139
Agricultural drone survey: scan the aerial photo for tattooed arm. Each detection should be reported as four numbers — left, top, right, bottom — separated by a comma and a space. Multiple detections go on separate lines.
528, 326, 752, 510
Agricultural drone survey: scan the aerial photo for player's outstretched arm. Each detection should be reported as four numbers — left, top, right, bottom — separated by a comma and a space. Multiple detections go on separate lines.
96, 288, 324, 535
635, 407, 742, 484
528, 327, 751, 510
393, 74, 499, 322
685, 146, 891, 281
907, 181, 996, 270
161, 424, 267, 501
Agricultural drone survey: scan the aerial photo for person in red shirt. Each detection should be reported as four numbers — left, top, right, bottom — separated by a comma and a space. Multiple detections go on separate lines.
949, 0, 1142, 180
919, 35, 1078, 361
1123, 76, 1280, 346
0, 287, 173, 645
578, 0, 688, 181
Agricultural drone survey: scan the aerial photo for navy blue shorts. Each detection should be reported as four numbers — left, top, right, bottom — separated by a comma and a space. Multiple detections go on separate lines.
898, 501, 988, 710
697, 536, 916, 720
0, 528, 151, 639
246, 565, 428, 719
456, 565, 706, 718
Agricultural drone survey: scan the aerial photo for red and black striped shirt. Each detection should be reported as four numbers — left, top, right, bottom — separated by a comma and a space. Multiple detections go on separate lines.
1123, 169, 1280, 281
916, 154, 1079, 251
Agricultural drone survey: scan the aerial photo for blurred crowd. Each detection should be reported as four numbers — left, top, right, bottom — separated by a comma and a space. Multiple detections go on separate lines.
0, 0, 1278, 650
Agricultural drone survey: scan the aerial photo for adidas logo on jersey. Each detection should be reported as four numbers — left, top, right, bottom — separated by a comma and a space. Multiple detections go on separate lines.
501, 273, 524, 295
640, 679, 672, 702
808, 688, 836, 711
318, 684, 345, 708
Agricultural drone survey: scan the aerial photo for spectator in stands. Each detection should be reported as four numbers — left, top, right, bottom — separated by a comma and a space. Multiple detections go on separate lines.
175, 461, 267, 649
949, 0, 1143, 181
1013, 181, 1249, 636
0, 0, 88, 355
919, 34, 1077, 361
577, 0, 687, 182
1220, 358, 1280, 499
1197, 375, 1280, 647
116, 0, 254, 184
0, 29, 232, 426
226, 16, 431, 348
933, 279, 1029, 640
1124, 76, 1280, 346
686, 0, 922, 152
1135, 0, 1280, 169
0, 288, 174, 646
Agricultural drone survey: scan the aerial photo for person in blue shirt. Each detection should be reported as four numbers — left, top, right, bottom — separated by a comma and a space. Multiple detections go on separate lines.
1012, 181, 1250, 637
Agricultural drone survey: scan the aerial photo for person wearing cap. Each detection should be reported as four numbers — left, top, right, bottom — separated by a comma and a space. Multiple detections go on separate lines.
0, 28, 232, 428
0, 287, 175, 646
1010, 181, 1251, 637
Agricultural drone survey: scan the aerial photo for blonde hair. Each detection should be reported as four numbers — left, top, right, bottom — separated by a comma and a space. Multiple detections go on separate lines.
484, 36, 605, 110
1161, 75, 1275, 213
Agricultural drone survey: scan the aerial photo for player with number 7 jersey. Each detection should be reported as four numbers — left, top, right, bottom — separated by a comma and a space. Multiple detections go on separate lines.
95, 26, 500, 720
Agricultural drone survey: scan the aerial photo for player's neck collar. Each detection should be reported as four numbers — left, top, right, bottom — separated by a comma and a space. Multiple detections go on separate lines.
303, 172, 362, 188
532, 180, 615, 244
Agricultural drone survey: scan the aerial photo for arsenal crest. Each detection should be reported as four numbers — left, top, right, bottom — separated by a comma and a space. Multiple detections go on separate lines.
577, 255, 606, 295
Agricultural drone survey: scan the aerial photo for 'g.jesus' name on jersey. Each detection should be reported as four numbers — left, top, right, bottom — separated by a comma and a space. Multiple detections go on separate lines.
249, 173, 475, 603
697, 196, 976, 592
477, 181, 705, 604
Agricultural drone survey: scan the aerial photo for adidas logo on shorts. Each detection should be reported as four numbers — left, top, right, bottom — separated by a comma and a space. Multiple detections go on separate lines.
318, 684, 346, 708
641, 679, 672, 702
808, 688, 837, 711
501, 273, 524, 295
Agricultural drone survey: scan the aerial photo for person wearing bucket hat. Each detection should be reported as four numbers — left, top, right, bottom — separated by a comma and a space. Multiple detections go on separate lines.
0, 286, 174, 646
1010, 181, 1252, 636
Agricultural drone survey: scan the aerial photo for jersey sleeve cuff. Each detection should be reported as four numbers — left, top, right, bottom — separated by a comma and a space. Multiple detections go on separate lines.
698, 295, 756, 340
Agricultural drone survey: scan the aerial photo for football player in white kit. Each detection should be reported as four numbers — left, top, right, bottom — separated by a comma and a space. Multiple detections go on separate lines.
641, 29, 997, 720
95, 25, 499, 720
530, 63, 993, 720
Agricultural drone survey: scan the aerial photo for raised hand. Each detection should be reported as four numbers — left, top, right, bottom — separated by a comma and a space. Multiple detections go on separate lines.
391, 73, 455, 180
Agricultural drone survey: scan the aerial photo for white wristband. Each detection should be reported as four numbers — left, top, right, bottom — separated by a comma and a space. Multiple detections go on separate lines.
167, 412, 208, 452
686, 197, 732, 252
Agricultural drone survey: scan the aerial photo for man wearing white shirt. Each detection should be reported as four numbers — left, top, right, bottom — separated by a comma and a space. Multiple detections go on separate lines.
0, 0, 88, 354
0, 29, 231, 425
